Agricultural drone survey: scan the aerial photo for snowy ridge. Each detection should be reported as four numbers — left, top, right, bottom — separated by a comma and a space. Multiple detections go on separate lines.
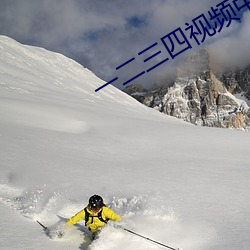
0, 36, 250, 250
0, 36, 145, 109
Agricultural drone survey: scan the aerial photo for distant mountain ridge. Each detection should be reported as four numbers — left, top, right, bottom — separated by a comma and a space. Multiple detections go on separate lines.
123, 49, 250, 130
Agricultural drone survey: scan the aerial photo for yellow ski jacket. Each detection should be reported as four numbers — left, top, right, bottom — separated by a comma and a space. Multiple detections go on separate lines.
67, 206, 121, 233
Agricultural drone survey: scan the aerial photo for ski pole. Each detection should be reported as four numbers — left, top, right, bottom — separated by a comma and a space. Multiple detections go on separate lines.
122, 227, 180, 250
37, 220, 48, 231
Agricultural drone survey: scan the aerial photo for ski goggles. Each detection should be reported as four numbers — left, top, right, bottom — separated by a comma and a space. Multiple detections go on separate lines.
89, 205, 101, 212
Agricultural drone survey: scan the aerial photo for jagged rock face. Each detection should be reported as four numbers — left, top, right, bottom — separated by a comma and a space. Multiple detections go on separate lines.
162, 76, 249, 128
123, 49, 250, 130
217, 66, 250, 99
123, 84, 147, 103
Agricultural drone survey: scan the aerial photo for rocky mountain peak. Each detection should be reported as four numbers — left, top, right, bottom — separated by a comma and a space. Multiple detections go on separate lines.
177, 48, 210, 79
123, 49, 250, 130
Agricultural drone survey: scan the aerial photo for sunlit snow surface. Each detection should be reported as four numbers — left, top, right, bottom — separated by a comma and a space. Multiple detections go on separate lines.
0, 36, 249, 250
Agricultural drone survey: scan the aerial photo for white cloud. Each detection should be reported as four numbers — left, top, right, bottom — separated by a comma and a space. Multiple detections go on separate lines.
0, 0, 249, 89
209, 10, 250, 69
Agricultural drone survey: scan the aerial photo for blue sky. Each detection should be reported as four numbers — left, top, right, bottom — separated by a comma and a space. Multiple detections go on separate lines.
0, 0, 250, 89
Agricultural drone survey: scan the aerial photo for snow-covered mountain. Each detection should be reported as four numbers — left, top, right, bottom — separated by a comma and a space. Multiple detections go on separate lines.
124, 49, 250, 130
0, 36, 250, 250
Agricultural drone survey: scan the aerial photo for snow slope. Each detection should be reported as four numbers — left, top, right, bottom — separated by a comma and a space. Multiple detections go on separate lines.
0, 36, 250, 250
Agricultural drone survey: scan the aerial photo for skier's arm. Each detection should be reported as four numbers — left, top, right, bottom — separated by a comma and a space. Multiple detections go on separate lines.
104, 207, 122, 222
67, 209, 85, 225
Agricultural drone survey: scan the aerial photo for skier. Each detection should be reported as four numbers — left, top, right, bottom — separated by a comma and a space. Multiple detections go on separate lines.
66, 194, 121, 239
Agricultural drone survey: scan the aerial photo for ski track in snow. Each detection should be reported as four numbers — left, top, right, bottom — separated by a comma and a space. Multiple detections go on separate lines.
0, 180, 213, 250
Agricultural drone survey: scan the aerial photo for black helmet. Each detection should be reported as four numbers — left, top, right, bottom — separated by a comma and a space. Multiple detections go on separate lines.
89, 195, 104, 210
